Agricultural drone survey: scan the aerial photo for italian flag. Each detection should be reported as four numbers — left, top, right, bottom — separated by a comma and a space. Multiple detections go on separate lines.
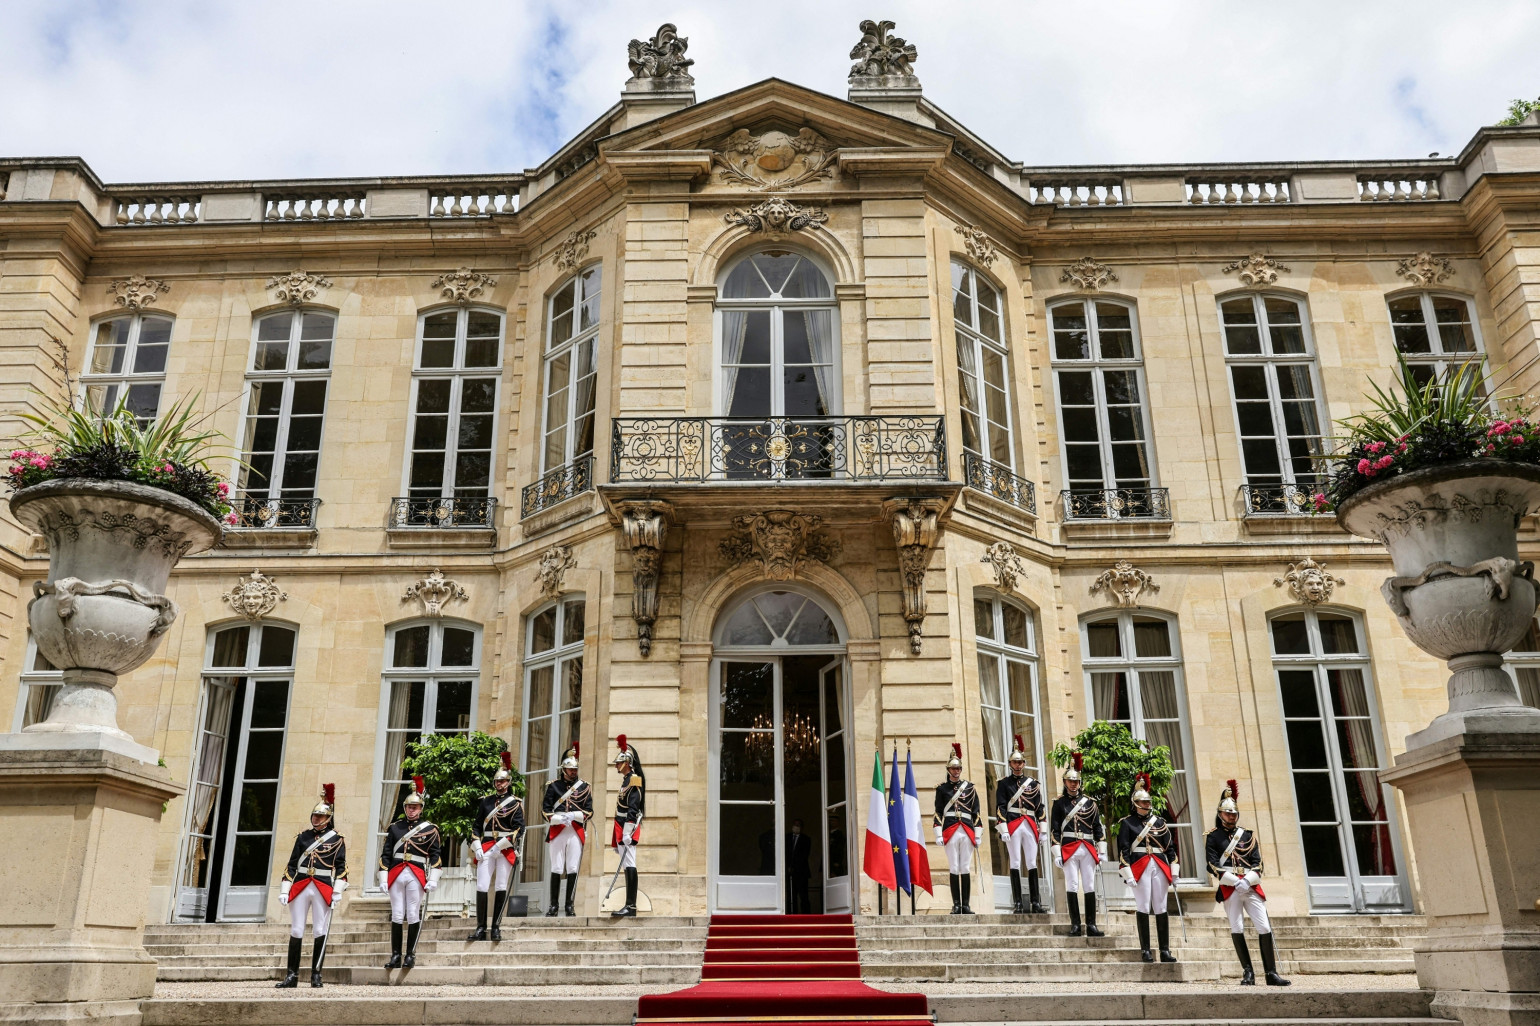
863, 749, 897, 890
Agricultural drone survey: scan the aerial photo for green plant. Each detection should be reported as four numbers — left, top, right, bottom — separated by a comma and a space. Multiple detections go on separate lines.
1050, 720, 1175, 849
398, 731, 519, 842
1498, 96, 1540, 127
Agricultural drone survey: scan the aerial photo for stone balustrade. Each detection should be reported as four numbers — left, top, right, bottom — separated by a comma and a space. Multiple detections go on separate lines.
263, 192, 367, 220
429, 186, 519, 217
1029, 179, 1123, 206
1186, 177, 1292, 204
112, 195, 202, 224
1356, 172, 1441, 201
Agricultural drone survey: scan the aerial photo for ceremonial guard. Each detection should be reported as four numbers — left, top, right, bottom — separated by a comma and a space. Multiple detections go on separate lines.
1206, 780, 1290, 986
610, 735, 646, 918
1117, 772, 1180, 964
379, 777, 442, 969
542, 742, 594, 917
1050, 752, 1106, 937
468, 751, 524, 941
994, 734, 1047, 914
276, 784, 348, 988
933, 742, 981, 914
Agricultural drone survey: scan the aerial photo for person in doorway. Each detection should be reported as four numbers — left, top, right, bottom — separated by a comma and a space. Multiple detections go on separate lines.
469, 751, 524, 941
995, 735, 1047, 914
1050, 752, 1105, 937
611, 735, 646, 918
933, 742, 981, 914
379, 777, 443, 969
542, 742, 593, 918
786, 819, 813, 913
1206, 780, 1290, 987
1118, 772, 1180, 964
276, 784, 348, 989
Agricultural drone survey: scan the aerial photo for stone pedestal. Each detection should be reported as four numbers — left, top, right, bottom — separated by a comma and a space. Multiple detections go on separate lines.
0, 736, 182, 1025
1381, 731, 1540, 1026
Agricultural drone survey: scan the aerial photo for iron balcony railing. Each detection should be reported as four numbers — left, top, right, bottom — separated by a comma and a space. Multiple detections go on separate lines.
610, 416, 947, 483
1240, 482, 1322, 517
522, 456, 594, 518
963, 452, 1037, 515
230, 496, 321, 530
389, 496, 498, 529
1061, 487, 1172, 522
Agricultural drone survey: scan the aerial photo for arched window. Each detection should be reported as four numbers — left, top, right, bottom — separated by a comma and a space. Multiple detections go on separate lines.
1219, 293, 1325, 515
518, 597, 586, 888
236, 309, 335, 528
541, 266, 601, 477
953, 261, 1014, 471
83, 311, 174, 423
1387, 292, 1483, 390
974, 592, 1043, 883
1082, 610, 1196, 873
717, 250, 838, 421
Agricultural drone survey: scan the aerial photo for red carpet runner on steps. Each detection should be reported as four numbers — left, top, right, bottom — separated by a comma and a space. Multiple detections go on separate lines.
635, 914, 931, 1026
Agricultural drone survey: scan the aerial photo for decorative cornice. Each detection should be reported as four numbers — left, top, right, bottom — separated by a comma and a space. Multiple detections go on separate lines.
1090, 561, 1158, 607
265, 269, 332, 306
222, 569, 286, 621
1395, 251, 1455, 287
402, 569, 468, 618
954, 224, 999, 267
536, 544, 578, 599
431, 267, 497, 305
1059, 257, 1118, 292
723, 197, 828, 239
553, 229, 597, 272
720, 510, 841, 582
1221, 253, 1290, 287
712, 128, 834, 191
107, 275, 170, 310
980, 542, 1027, 594
1274, 557, 1345, 606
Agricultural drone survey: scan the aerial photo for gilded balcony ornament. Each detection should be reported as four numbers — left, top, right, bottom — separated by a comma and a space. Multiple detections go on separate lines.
403, 569, 468, 618
848, 19, 919, 81
619, 501, 672, 656
431, 267, 497, 305
1059, 257, 1118, 292
266, 269, 333, 307
723, 197, 828, 239
627, 23, 694, 81
954, 224, 999, 267
554, 229, 597, 272
1395, 251, 1455, 287
1090, 560, 1159, 608
1275, 557, 1346, 607
536, 544, 578, 599
883, 497, 946, 654
981, 542, 1028, 594
222, 569, 287, 621
713, 127, 834, 191
1221, 253, 1290, 288
107, 275, 171, 310
720, 510, 841, 582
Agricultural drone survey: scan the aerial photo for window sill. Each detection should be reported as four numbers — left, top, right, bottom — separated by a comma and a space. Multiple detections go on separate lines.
385, 526, 497, 550
959, 486, 1036, 535
1240, 513, 1346, 536
220, 527, 318, 549
521, 489, 598, 538
1060, 518, 1173, 541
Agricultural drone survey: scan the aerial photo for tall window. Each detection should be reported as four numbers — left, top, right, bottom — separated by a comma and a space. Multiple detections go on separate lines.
975, 593, 1042, 878
1220, 294, 1324, 510
519, 598, 586, 886
1387, 293, 1482, 389
1083, 610, 1196, 872
375, 621, 479, 876
718, 251, 838, 420
12, 636, 62, 731
83, 313, 173, 422
1501, 620, 1540, 708
238, 311, 334, 524
407, 308, 502, 501
1050, 299, 1158, 513
953, 262, 1013, 469
542, 267, 600, 476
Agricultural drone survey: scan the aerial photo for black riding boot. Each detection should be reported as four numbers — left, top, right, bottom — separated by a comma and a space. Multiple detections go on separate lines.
383, 923, 403, 968
949, 873, 961, 914
403, 922, 421, 969
564, 872, 578, 917
1027, 869, 1046, 913
960, 874, 974, 914
467, 891, 488, 940
613, 867, 638, 917
1157, 912, 1177, 962
1259, 932, 1291, 986
1137, 912, 1153, 962
1009, 869, 1023, 914
275, 936, 302, 987
1233, 932, 1255, 985
309, 935, 326, 987
545, 873, 561, 917
1066, 890, 1082, 936
490, 890, 507, 941
1085, 893, 1104, 937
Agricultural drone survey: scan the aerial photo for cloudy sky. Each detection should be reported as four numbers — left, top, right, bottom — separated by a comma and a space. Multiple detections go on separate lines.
2, 0, 1535, 183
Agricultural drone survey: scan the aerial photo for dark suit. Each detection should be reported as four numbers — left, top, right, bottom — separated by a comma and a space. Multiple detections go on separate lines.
785, 831, 813, 913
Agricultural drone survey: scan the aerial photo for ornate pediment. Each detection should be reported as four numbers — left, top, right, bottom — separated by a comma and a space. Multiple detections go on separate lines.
711, 126, 836, 191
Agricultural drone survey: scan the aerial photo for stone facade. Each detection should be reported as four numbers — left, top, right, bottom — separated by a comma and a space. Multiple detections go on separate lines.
3, 31, 1540, 926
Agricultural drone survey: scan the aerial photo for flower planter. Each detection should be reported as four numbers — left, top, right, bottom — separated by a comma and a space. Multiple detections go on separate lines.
8, 478, 221, 750
1337, 461, 1540, 746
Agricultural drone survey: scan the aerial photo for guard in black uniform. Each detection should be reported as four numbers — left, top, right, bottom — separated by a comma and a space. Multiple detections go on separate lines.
932, 742, 981, 915
276, 784, 348, 989
1117, 772, 1180, 964
379, 777, 442, 969
542, 742, 594, 917
610, 734, 646, 918
469, 751, 524, 941
994, 734, 1047, 914
1049, 752, 1106, 937
1206, 780, 1290, 987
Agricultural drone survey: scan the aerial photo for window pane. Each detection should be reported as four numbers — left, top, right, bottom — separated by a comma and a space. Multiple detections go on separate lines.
721, 662, 774, 729
563, 600, 586, 645
1006, 660, 1034, 715
211, 627, 250, 667
978, 653, 1002, 708
257, 627, 296, 667
243, 730, 285, 779
1389, 297, 1431, 354
1131, 617, 1171, 658
1301, 824, 1346, 876
1052, 305, 1090, 361
720, 732, 776, 801
1091, 671, 1129, 721
1278, 670, 1320, 717
257, 313, 292, 342
719, 803, 776, 874
435, 681, 473, 732
249, 680, 289, 729
235, 781, 278, 831
1286, 720, 1329, 768
531, 607, 557, 654
1086, 620, 1121, 658
393, 626, 431, 668
561, 657, 582, 711
1352, 823, 1397, 876
1292, 771, 1337, 822
1002, 604, 1030, 650
974, 598, 995, 640
442, 628, 476, 667
1319, 615, 1360, 654
1271, 614, 1310, 655
527, 666, 553, 720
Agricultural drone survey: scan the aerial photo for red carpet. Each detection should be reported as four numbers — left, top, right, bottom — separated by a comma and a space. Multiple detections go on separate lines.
636, 914, 931, 1026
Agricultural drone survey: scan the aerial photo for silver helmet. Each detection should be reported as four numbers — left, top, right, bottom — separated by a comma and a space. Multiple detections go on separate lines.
1063, 752, 1083, 784
560, 742, 579, 772
1008, 733, 1027, 764
403, 775, 426, 808
1218, 779, 1239, 815
613, 734, 633, 767
1130, 772, 1153, 807
312, 783, 336, 818
946, 742, 962, 769
493, 749, 513, 783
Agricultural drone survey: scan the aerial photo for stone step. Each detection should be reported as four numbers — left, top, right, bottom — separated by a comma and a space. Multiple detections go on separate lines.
154, 950, 705, 968
865, 960, 1225, 982
862, 948, 1415, 966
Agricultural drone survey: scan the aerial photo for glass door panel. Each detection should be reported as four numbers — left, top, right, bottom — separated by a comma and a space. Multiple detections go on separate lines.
175, 677, 236, 920
715, 661, 780, 910
820, 659, 852, 913
782, 655, 825, 914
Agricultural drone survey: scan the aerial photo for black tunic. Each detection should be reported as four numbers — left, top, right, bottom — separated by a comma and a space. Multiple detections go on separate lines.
1117, 810, 1179, 874
933, 778, 981, 833
1205, 823, 1264, 901
379, 818, 443, 880
473, 791, 525, 845
994, 773, 1046, 831
614, 771, 644, 844
541, 776, 594, 825
1049, 792, 1105, 852
282, 827, 348, 897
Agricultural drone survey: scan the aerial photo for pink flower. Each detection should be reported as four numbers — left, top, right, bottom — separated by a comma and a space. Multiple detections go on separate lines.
1514, 436, 1526, 445
1490, 422, 1511, 437
223, 511, 239, 526
216, 482, 231, 497
1312, 493, 1329, 512
1367, 441, 1385, 453
29, 458, 47, 468
1488, 444, 1498, 453
162, 463, 174, 473
1357, 458, 1373, 475
1374, 455, 1394, 470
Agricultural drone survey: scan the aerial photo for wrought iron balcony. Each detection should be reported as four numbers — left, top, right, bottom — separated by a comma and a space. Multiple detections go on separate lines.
1241, 482, 1322, 517
389, 496, 497, 529
610, 416, 947, 483
1061, 487, 1171, 522
963, 452, 1037, 515
229, 496, 321, 530
522, 456, 594, 518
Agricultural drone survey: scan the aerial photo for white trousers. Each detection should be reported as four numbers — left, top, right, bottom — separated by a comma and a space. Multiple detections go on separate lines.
287, 882, 332, 938
1059, 845, 1098, 894
1223, 882, 1271, 934
547, 825, 584, 875
476, 847, 515, 892
943, 828, 975, 875
615, 840, 637, 870
1003, 822, 1039, 871
1132, 863, 1171, 914
388, 869, 425, 924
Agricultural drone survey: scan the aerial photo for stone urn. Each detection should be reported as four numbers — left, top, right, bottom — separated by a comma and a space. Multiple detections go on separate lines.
8, 478, 221, 755
1337, 461, 1540, 747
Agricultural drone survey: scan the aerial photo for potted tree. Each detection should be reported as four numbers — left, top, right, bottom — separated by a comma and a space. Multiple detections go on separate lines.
5, 395, 235, 756
1319, 358, 1540, 746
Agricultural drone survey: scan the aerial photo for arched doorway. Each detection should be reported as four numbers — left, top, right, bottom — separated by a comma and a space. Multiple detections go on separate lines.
710, 586, 852, 914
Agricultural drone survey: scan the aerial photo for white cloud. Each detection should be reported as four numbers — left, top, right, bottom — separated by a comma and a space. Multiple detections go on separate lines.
1, 0, 1535, 182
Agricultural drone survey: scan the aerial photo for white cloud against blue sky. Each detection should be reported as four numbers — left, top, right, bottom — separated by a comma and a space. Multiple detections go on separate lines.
2, 0, 1535, 182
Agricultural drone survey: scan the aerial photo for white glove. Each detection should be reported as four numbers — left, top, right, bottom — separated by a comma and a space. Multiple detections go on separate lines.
492, 835, 512, 853
1119, 865, 1135, 885
470, 843, 482, 863
1243, 870, 1260, 888
426, 868, 441, 892
972, 832, 980, 849
1171, 862, 1181, 878
567, 810, 585, 824
1097, 841, 1108, 860
996, 822, 1009, 841
549, 812, 568, 826
934, 827, 944, 846
1052, 844, 1062, 867
334, 879, 348, 895
378, 870, 389, 890
279, 890, 289, 906
622, 821, 637, 845
1221, 870, 1241, 887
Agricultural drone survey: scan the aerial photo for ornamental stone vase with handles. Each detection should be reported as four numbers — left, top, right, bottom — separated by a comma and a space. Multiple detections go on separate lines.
1337, 461, 1540, 747
7, 478, 221, 760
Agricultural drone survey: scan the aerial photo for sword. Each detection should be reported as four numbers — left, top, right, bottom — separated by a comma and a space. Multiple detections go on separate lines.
603, 858, 625, 902
1169, 866, 1188, 943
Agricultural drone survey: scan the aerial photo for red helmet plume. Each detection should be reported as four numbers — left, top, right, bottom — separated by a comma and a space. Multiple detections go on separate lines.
1071, 751, 1083, 772
1135, 772, 1151, 792
617, 734, 628, 754
321, 782, 335, 805
501, 750, 513, 771
1227, 779, 1239, 802
572, 740, 579, 759
1012, 734, 1025, 755
951, 742, 962, 759
412, 775, 425, 794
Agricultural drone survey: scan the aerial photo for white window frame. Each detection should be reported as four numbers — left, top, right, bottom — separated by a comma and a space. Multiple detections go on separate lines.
12, 634, 62, 732
1048, 298, 1158, 493
81, 311, 175, 423
713, 249, 841, 418
238, 309, 335, 503
1386, 291, 1485, 386
952, 261, 1015, 471
540, 266, 602, 476
403, 306, 504, 499
517, 597, 587, 888
1500, 619, 1540, 709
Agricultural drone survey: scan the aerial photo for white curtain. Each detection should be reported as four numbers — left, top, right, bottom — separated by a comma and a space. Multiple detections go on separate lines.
803, 309, 835, 416
572, 339, 597, 457
179, 678, 236, 893
720, 311, 749, 415
376, 682, 417, 844
1330, 668, 1393, 874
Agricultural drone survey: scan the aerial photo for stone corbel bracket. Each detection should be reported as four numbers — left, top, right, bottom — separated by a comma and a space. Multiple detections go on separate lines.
619, 500, 673, 656
882, 497, 947, 654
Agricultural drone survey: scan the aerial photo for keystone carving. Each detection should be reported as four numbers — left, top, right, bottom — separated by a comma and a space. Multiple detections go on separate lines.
266, 269, 332, 307
981, 542, 1028, 594
619, 501, 672, 656
107, 275, 171, 310
1395, 251, 1455, 287
1274, 557, 1345, 607
849, 19, 919, 82
1090, 561, 1159, 608
627, 23, 694, 81
1221, 254, 1290, 287
536, 544, 578, 599
713, 127, 835, 191
954, 224, 999, 267
1059, 257, 1119, 291
554, 229, 597, 272
883, 497, 946, 654
431, 267, 497, 305
720, 510, 841, 582
723, 197, 828, 239
222, 569, 287, 621
402, 569, 468, 618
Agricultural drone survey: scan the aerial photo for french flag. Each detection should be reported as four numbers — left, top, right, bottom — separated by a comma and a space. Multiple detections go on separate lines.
902, 748, 932, 895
